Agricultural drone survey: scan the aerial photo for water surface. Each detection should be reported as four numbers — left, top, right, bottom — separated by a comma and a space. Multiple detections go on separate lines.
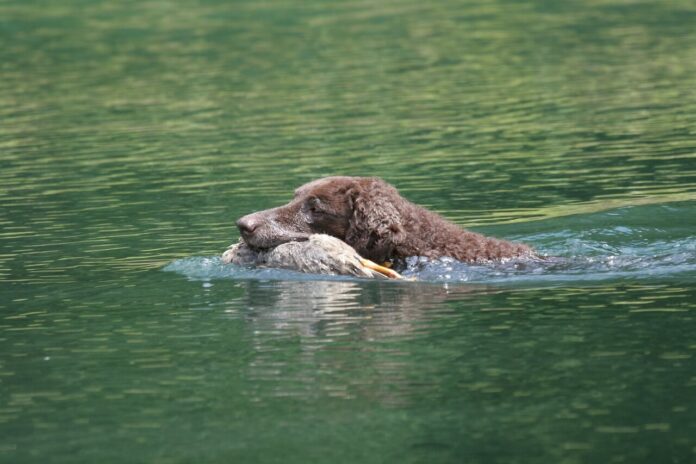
1, 0, 696, 462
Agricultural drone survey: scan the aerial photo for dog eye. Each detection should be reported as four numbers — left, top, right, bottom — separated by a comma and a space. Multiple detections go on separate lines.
306, 198, 322, 214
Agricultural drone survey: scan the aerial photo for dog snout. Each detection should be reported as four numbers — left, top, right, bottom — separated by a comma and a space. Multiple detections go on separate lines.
236, 214, 262, 237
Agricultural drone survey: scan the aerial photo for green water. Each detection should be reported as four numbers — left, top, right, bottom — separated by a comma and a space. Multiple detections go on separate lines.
2, 0, 696, 462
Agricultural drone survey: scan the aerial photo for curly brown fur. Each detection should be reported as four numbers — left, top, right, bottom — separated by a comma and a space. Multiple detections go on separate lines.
236, 176, 535, 264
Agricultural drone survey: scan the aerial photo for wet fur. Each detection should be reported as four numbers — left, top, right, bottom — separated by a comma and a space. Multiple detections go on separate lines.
236, 176, 534, 264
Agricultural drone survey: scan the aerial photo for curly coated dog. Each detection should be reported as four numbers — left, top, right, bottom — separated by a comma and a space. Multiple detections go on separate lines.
236, 176, 534, 264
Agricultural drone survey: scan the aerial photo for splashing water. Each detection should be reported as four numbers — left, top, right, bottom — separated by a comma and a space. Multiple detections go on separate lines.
165, 202, 696, 285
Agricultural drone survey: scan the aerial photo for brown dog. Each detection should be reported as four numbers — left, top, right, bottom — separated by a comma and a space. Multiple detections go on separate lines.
237, 176, 534, 264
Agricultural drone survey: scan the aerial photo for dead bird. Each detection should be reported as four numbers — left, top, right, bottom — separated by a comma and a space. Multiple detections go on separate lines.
221, 234, 402, 279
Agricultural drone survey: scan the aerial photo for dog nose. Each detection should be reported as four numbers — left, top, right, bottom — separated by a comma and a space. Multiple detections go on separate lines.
236, 215, 260, 236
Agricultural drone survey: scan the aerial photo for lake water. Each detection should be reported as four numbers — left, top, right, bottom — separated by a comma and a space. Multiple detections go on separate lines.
1, 0, 696, 462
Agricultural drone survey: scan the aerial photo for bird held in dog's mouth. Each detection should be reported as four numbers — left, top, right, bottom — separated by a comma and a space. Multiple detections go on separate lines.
221, 234, 402, 279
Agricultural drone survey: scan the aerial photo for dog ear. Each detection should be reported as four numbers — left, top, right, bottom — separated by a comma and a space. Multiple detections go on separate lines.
345, 178, 403, 262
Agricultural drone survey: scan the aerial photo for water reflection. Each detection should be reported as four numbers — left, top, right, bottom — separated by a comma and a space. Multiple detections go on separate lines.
227, 279, 487, 339
214, 279, 488, 407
